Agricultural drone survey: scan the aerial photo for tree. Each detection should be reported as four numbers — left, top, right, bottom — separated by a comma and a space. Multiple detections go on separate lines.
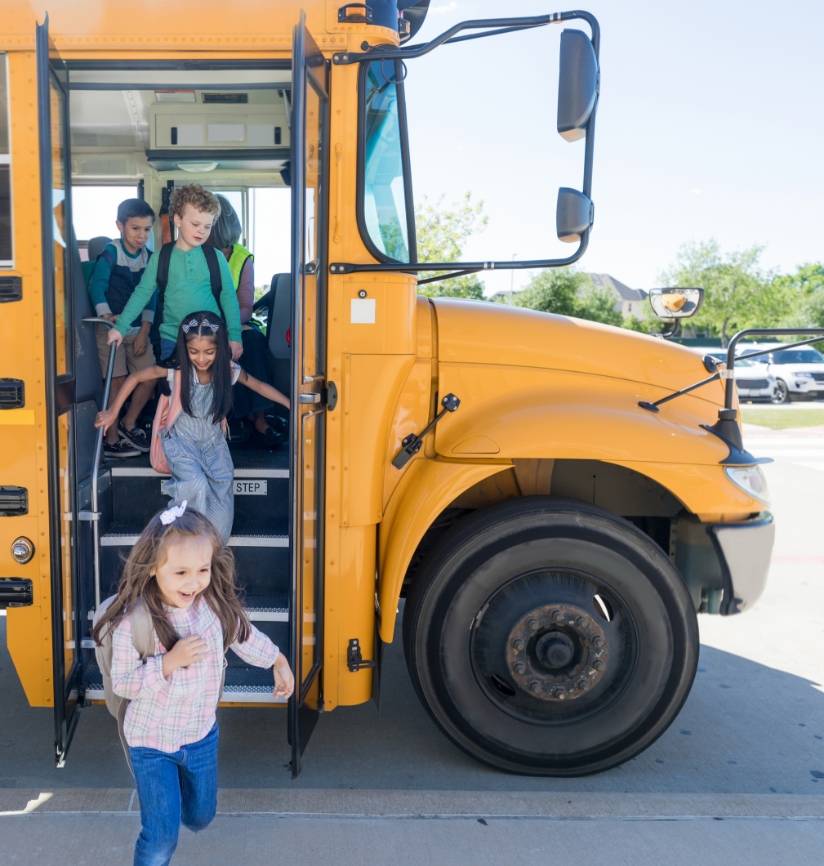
659, 240, 781, 345
415, 193, 488, 299
512, 268, 583, 315
513, 268, 624, 327
576, 287, 623, 327
770, 263, 824, 329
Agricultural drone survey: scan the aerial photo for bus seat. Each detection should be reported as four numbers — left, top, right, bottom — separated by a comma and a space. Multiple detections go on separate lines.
70, 230, 106, 480
267, 273, 292, 361
82, 235, 112, 287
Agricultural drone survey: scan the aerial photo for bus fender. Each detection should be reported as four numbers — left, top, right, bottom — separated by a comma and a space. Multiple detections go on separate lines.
378, 458, 510, 643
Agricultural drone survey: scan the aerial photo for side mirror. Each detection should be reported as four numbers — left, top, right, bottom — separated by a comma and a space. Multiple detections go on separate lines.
556, 187, 594, 243
648, 287, 704, 319
557, 29, 599, 142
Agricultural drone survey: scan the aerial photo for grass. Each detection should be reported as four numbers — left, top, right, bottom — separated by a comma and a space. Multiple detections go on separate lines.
742, 407, 824, 430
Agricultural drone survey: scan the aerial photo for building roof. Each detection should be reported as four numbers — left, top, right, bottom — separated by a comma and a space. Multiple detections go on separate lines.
588, 274, 647, 302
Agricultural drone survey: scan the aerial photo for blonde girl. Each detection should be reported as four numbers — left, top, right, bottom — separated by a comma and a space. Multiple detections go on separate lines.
92, 505, 294, 866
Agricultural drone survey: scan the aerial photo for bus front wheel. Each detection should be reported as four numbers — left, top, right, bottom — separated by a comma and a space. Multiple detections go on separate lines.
402, 498, 699, 775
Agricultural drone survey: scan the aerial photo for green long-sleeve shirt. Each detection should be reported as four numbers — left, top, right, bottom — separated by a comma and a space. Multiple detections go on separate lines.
114, 245, 241, 343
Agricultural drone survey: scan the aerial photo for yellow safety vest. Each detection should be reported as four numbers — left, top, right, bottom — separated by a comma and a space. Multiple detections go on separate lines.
227, 243, 253, 289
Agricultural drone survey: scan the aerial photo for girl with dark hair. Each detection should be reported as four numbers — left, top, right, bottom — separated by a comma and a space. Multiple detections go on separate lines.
92, 504, 294, 866
95, 310, 289, 542
208, 194, 285, 448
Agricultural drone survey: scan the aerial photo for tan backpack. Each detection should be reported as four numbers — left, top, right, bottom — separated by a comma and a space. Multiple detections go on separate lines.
93, 596, 156, 766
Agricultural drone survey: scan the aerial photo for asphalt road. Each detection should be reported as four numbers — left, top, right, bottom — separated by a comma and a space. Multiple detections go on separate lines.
1, 419, 822, 864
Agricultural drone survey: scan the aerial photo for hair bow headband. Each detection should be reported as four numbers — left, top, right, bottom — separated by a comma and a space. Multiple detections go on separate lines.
181, 317, 220, 335
160, 500, 188, 526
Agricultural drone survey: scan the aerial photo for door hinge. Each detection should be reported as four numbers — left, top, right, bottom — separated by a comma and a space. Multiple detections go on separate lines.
347, 638, 376, 672
324, 381, 338, 411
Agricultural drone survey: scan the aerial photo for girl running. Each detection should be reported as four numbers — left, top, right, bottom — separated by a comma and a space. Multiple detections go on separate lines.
92, 504, 294, 866
95, 309, 289, 542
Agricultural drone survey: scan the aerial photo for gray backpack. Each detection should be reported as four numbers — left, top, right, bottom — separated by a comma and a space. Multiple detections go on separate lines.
93, 596, 156, 766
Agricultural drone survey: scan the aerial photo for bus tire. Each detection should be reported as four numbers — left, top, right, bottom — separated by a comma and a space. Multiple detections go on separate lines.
402, 497, 699, 776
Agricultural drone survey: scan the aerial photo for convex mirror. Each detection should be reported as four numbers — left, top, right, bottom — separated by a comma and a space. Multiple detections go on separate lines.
648, 287, 704, 319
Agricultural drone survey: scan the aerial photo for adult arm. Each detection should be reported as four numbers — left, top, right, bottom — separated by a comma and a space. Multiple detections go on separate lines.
236, 257, 255, 324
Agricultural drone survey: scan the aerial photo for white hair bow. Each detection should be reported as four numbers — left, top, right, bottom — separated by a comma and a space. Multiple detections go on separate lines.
160, 500, 188, 526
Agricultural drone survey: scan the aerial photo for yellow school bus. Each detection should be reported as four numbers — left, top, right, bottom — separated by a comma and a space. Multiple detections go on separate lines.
0, 0, 776, 775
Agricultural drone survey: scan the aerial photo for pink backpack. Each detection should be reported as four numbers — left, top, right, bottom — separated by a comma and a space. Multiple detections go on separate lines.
150, 369, 182, 474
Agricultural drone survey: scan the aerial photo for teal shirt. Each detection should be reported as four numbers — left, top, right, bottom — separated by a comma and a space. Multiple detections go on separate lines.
114, 245, 241, 343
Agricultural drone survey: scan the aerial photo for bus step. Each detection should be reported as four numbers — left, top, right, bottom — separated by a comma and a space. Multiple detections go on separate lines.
99, 532, 291, 600
84, 665, 289, 705
107, 455, 289, 535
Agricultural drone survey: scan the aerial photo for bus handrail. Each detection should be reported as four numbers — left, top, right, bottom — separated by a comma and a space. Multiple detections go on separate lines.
83, 316, 117, 611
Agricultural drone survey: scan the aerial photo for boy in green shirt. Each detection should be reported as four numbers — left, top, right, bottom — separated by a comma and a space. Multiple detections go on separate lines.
109, 185, 243, 363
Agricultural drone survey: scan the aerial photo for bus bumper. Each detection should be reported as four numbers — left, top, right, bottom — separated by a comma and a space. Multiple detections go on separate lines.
709, 513, 775, 614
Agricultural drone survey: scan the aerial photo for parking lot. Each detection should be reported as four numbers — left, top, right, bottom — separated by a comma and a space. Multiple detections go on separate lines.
0, 405, 822, 864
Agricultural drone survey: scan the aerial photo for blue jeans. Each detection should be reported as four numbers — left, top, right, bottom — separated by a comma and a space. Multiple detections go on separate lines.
128, 724, 219, 866
160, 338, 177, 365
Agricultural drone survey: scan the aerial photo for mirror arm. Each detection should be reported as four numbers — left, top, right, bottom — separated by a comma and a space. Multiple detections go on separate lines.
330, 234, 589, 277
333, 11, 599, 65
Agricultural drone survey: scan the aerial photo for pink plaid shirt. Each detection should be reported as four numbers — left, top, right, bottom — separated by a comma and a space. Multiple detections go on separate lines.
111, 597, 279, 752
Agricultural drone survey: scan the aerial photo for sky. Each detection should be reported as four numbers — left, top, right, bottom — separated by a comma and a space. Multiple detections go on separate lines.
404, 0, 824, 295
70, 1, 824, 296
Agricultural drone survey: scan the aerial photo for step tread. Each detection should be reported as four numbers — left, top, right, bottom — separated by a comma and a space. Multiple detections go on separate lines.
101, 530, 289, 547
106, 448, 288, 474
85, 593, 288, 624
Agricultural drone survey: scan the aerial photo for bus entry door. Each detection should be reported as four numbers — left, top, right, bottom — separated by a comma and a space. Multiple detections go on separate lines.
288, 14, 329, 777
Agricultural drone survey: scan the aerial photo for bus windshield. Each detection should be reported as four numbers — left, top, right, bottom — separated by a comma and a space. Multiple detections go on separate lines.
361, 60, 411, 263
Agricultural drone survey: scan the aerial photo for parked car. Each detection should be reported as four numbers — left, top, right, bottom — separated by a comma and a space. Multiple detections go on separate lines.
747, 344, 824, 404
692, 348, 777, 403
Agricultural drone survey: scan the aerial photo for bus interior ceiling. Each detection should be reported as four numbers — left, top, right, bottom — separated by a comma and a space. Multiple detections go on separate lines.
65, 65, 294, 705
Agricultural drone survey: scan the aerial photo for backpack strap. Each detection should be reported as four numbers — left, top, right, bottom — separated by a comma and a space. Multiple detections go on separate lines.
116, 598, 157, 778
202, 243, 223, 304
150, 243, 176, 368
128, 598, 156, 659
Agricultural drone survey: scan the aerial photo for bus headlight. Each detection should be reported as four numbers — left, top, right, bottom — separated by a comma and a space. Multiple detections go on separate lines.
725, 465, 770, 505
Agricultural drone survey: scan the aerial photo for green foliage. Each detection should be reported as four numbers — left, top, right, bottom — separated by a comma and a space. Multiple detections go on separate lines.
513, 268, 584, 315
513, 268, 626, 327
659, 239, 782, 344
771, 263, 824, 329
415, 193, 488, 299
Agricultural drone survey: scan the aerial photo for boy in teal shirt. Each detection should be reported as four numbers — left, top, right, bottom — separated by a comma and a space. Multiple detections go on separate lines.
109, 185, 243, 363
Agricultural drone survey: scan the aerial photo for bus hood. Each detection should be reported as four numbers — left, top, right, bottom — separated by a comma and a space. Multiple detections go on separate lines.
431, 299, 719, 401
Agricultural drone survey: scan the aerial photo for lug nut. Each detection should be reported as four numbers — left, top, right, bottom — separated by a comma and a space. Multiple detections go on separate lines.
529, 680, 541, 693
527, 619, 538, 631
511, 639, 524, 651
514, 662, 526, 674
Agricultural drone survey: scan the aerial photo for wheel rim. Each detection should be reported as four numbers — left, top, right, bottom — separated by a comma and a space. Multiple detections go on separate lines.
772, 380, 788, 403
470, 569, 639, 725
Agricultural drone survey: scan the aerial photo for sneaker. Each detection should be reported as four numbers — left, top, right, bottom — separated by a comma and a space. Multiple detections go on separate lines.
118, 423, 150, 453
104, 439, 140, 459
